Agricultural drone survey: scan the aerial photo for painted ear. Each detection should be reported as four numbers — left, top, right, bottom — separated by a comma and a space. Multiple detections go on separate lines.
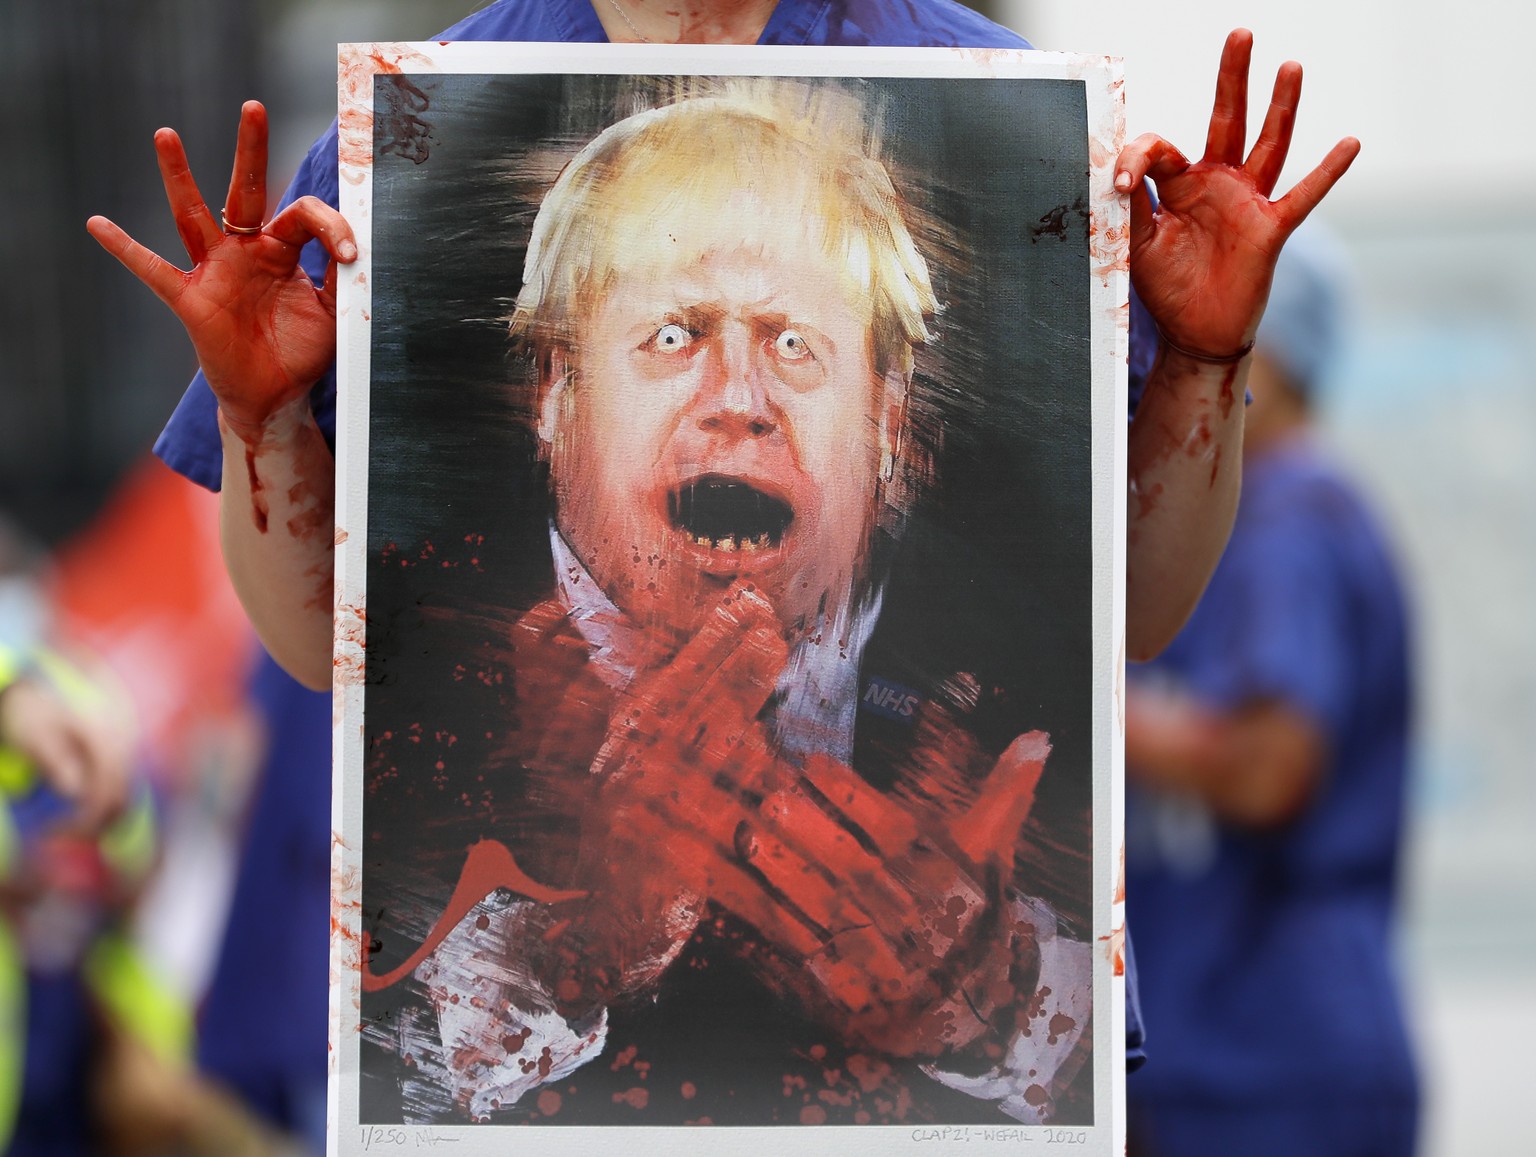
878, 368, 911, 483
537, 350, 572, 447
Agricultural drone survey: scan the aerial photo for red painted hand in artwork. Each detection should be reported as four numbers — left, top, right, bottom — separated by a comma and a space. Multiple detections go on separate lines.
86, 101, 356, 444
1117, 29, 1360, 359
719, 735, 1050, 1060
572, 586, 1049, 1059
538, 587, 786, 1014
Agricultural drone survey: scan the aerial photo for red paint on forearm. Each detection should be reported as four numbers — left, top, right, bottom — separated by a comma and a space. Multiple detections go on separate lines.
285, 479, 330, 543
244, 446, 269, 534
1185, 416, 1213, 456
1217, 362, 1239, 420
1132, 480, 1164, 521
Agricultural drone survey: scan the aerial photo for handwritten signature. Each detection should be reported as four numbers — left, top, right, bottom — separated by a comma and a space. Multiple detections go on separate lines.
359, 1126, 460, 1150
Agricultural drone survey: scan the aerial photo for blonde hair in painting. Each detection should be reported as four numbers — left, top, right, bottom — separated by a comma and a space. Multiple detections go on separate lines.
510, 78, 937, 378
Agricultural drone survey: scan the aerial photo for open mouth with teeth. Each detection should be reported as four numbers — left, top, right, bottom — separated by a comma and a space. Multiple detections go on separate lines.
668, 475, 795, 554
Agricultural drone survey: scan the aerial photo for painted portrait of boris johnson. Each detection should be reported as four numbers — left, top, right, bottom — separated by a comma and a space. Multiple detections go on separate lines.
352, 67, 1105, 1131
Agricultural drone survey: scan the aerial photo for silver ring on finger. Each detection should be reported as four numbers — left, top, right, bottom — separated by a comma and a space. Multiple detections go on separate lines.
221, 210, 265, 236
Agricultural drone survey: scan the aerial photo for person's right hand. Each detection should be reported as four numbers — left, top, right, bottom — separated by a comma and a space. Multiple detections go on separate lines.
87, 100, 356, 445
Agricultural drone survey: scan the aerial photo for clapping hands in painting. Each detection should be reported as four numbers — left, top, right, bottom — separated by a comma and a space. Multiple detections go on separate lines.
568, 585, 1049, 1059
1118, 28, 1360, 361
86, 100, 356, 446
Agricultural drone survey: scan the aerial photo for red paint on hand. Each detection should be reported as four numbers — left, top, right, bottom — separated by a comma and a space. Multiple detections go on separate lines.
1122, 31, 1359, 360
244, 446, 268, 534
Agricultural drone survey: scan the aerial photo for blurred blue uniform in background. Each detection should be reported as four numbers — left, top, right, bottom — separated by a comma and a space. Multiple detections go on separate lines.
197, 652, 330, 1153
1124, 229, 1418, 1156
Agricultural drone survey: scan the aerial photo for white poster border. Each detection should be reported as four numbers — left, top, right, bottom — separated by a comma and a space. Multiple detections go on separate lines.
332, 41, 1128, 1157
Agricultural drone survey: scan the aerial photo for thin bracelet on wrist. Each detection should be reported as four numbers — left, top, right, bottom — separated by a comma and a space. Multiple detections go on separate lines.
1154, 323, 1255, 365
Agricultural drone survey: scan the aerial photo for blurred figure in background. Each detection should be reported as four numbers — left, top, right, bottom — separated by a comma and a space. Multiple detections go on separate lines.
0, 512, 143, 1155
194, 650, 330, 1154
0, 509, 308, 1155
1123, 229, 1419, 1156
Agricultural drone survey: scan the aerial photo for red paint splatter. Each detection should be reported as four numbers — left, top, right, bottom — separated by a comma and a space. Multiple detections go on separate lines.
800, 1104, 828, 1125
680, 1081, 697, 1100
536, 1089, 561, 1116
1218, 363, 1239, 419
1185, 417, 1214, 456
502, 1027, 531, 1054
244, 447, 268, 534
284, 478, 329, 543
612, 1087, 649, 1110
360, 840, 585, 992
1028, 986, 1053, 1019
1101, 926, 1127, 976
846, 1054, 890, 1094
1047, 1012, 1077, 1043
333, 602, 367, 688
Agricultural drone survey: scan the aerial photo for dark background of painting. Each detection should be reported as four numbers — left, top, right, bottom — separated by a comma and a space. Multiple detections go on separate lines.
358, 71, 1093, 1125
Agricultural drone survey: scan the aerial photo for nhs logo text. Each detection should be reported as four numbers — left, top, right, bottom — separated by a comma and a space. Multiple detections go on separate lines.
861, 677, 921, 723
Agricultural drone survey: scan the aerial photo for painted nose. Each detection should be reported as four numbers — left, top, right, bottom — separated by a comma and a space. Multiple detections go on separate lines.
697, 331, 777, 439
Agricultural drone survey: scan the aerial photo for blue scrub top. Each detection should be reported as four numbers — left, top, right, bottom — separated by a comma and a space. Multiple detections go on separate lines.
1126, 437, 1417, 1153
153, 0, 1148, 1070
197, 651, 332, 1144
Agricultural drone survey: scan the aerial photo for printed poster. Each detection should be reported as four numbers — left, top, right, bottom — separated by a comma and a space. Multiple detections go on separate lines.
332, 42, 1128, 1156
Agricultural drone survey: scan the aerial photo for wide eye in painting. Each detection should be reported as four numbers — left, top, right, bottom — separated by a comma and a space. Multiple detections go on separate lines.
774, 328, 811, 360
652, 322, 692, 353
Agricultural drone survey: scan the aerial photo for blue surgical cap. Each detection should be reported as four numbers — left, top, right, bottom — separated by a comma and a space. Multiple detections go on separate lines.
1256, 224, 1354, 397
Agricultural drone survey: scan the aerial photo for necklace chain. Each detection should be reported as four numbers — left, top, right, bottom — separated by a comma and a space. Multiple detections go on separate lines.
606, 0, 653, 43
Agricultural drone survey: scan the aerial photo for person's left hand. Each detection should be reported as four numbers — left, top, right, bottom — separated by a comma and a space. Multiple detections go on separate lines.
1117, 29, 1360, 360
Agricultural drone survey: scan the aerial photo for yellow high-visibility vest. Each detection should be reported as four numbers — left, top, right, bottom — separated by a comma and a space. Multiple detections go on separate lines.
0, 643, 189, 1148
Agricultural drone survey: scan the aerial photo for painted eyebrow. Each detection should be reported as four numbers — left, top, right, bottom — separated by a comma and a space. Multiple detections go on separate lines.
619, 304, 720, 346
630, 304, 725, 338
670, 303, 727, 330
